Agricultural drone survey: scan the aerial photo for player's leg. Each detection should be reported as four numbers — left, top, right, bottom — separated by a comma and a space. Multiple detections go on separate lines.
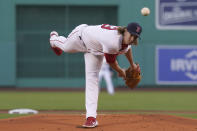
83, 53, 103, 127
50, 31, 67, 47
49, 31, 66, 56
98, 69, 104, 90
104, 69, 114, 95
62, 24, 87, 53
98, 72, 102, 83
49, 24, 87, 55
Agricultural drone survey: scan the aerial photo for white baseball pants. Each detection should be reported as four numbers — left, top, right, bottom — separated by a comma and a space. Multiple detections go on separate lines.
50, 24, 104, 118
84, 53, 103, 118
50, 24, 88, 53
99, 68, 114, 95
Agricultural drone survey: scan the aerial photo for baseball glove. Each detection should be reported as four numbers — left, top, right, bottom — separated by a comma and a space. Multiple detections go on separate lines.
125, 64, 141, 89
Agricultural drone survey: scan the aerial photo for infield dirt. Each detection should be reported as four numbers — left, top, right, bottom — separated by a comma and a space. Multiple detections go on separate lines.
0, 114, 197, 131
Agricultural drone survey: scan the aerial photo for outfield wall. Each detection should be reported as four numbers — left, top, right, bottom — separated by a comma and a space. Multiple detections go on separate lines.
0, 0, 196, 88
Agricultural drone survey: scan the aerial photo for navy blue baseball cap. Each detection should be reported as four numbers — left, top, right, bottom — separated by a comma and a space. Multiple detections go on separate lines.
126, 22, 142, 39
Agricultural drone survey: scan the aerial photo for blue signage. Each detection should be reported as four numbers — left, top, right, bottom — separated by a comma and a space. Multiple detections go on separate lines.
156, 46, 197, 84
156, 0, 197, 30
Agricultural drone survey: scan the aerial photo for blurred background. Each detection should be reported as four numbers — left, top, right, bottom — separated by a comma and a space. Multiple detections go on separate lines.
1, 0, 197, 121
0, 0, 197, 89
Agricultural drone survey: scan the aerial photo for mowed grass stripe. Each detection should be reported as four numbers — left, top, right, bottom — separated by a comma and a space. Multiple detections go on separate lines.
0, 91, 197, 111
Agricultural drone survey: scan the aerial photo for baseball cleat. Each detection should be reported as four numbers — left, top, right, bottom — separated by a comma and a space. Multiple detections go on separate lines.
51, 47, 63, 56
82, 117, 98, 128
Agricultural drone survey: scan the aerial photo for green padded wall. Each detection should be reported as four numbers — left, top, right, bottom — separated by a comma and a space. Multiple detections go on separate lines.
1, 0, 196, 88
16, 5, 117, 87
0, 0, 15, 86
17, 6, 67, 78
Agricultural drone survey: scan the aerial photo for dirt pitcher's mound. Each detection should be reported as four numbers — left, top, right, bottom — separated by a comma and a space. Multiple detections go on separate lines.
0, 114, 197, 131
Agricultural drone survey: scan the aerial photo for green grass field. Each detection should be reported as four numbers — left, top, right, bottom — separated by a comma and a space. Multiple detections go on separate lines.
0, 90, 197, 119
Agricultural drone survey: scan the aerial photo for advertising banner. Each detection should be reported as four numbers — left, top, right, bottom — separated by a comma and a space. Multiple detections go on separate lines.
156, 0, 197, 30
156, 46, 197, 84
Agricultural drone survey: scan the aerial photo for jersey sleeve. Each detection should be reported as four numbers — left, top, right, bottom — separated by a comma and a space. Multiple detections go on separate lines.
119, 45, 131, 54
125, 45, 131, 52
104, 53, 118, 63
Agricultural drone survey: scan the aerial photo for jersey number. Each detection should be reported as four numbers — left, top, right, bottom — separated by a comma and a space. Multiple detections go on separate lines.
101, 24, 118, 30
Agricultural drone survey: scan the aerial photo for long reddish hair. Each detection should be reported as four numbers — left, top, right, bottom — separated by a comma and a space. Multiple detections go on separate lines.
117, 26, 138, 45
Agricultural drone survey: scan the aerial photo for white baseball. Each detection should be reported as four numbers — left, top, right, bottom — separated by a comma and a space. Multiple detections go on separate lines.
141, 7, 150, 16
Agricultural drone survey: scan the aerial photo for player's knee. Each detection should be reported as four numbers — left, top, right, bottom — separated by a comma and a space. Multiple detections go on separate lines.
86, 72, 99, 80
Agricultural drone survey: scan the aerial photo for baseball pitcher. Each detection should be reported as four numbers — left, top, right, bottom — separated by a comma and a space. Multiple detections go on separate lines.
49, 22, 142, 128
